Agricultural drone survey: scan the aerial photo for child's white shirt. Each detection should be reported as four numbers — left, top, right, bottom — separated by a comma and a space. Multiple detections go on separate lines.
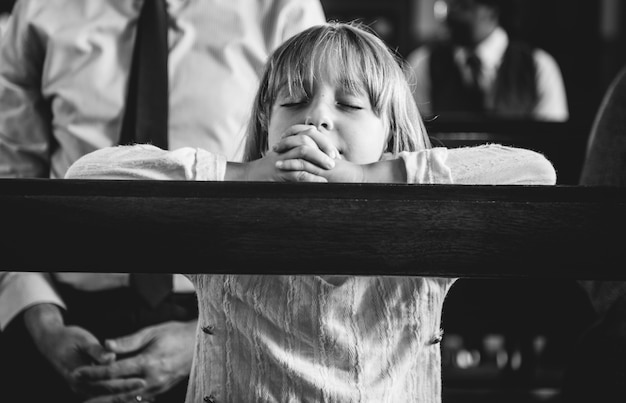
65, 144, 556, 403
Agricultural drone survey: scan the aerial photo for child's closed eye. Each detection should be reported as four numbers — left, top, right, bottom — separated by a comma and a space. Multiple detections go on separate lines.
337, 102, 363, 110
336, 93, 368, 111
280, 99, 308, 108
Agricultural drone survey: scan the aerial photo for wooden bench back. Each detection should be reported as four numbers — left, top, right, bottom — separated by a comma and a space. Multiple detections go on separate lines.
2, 179, 624, 279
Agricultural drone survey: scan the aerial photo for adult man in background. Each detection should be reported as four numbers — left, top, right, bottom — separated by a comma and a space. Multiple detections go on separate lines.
407, 0, 568, 122
0, 1, 325, 402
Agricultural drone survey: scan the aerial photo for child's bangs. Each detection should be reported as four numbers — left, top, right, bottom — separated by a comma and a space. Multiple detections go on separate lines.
331, 26, 391, 114
272, 24, 388, 113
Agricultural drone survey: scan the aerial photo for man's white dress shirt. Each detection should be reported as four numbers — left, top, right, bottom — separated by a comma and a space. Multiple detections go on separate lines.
0, 0, 325, 330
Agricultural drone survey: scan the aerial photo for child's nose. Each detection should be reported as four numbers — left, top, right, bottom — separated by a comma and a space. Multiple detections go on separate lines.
304, 107, 333, 132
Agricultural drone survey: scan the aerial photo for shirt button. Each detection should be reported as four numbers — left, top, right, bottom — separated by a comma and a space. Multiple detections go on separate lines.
201, 325, 215, 335
428, 334, 443, 345
204, 395, 216, 403
428, 328, 444, 345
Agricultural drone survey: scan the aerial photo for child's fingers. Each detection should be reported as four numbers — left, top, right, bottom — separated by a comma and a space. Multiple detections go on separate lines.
275, 159, 328, 183
280, 171, 328, 183
276, 159, 323, 174
277, 126, 339, 159
280, 124, 315, 139
273, 132, 318, 153
274, 132, 338, 160
277, 145, 335, 170
299, 130, 338, 159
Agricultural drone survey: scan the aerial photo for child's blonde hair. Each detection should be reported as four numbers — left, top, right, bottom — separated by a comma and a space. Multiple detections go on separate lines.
243, 21, 431, 162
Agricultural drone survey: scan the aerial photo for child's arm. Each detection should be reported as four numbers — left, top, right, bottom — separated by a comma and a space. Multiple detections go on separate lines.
65, 145, 228, 181
441, 144, 557, 185
276, 144, 557, 185
370, 145, 556, 185
65, 143, 336, 182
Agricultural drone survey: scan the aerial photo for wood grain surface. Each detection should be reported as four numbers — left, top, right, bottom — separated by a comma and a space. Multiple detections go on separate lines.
1, 178, 624, 279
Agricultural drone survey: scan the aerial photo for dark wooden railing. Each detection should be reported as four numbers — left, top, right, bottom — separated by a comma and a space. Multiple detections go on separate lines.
1, 178, 624, 279
2, 178, 623, 402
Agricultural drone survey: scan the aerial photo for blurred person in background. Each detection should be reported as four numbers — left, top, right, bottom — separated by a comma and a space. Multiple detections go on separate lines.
407, 0, 568, 122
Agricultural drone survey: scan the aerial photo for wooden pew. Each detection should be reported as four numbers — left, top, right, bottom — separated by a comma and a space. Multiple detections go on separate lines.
1, 178, 624, 279
1, 178, 622, 401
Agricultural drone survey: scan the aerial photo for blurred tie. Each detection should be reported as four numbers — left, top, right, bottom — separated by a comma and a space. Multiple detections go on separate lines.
121, 0, 172, 308
466, 51, 482, 88
465, 51, 484, 107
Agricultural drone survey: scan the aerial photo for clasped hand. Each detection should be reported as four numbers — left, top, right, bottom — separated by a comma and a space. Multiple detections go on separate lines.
68, 320, 195, 403
33, 319, 194, 403
24, 303, 195, 403
243, 124, 366, 183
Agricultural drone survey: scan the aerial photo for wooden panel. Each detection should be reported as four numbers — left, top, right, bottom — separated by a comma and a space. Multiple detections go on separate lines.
1, 179, 624, 279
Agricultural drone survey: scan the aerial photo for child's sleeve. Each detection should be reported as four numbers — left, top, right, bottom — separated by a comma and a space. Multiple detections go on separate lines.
64, 144, 227, 181
399, 144, 557, 185
398, 148, 454, 184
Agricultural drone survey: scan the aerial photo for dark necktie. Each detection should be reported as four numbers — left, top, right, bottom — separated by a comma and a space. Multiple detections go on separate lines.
119, 0, 169, 149
121, 0, 172, 308
465, 51, 485, 108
